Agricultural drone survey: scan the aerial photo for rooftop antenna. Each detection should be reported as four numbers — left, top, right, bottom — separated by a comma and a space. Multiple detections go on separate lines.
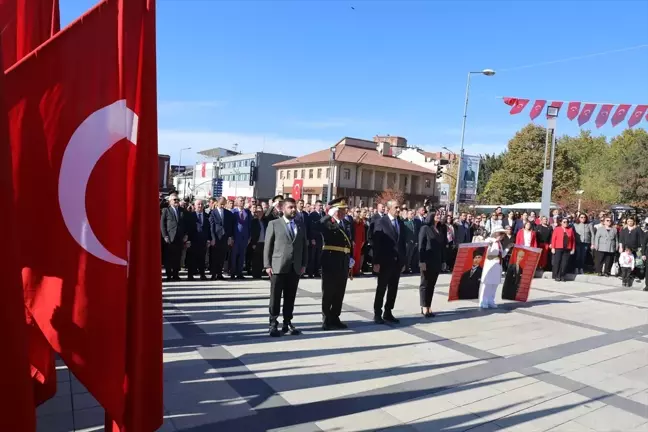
233, 142, 239, 153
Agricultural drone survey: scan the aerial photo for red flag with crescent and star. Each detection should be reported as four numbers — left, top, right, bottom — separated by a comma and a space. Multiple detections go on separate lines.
595, 104, 614, 128
566, 102, 581, 120
577, 103, 597, 126
0, 41, 36, 432
292, 179, 304, 200
502, 97, 518, 106
628, 105, 648, 128
1, 0, 61, 411
0, 0, 60, 70
5, 0, 162, 431
529, 100, 546, 120
611, 104, 631, 127
509, 99, 529, 115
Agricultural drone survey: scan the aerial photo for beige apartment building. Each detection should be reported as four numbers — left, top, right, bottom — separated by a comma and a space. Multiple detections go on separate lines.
273, 135, 438, 208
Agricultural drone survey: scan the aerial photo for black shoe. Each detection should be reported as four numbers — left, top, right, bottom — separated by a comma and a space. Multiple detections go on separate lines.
333, 319, 348, 329
172, 276, 181, 281
425, 312, 435, 318
217, 274, 225, 280
237, 274, 246, 280
200, 275, 207, 281
269, 323, 281, 337
187, 275, 195, 281
383, 313, 400, 324
282, 321, 301, 335
373, 315, 385, 324
166, 276, 173, 282
643, 287, 648, 292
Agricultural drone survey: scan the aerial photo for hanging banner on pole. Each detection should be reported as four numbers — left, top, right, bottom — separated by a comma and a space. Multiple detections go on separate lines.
458, 154, 480, 203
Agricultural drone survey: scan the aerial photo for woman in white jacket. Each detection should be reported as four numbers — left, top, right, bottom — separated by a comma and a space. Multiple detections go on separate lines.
480, 228, 507, 309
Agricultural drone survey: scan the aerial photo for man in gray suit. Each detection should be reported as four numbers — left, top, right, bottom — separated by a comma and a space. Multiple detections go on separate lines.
264, 197, 308, 337
161, 193, 188, 281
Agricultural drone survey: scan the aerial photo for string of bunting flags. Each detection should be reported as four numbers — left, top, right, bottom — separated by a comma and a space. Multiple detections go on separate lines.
501, 97, 648, 128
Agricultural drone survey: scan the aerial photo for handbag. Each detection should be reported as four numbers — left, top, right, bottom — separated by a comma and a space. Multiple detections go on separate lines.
611, 262, 619, 276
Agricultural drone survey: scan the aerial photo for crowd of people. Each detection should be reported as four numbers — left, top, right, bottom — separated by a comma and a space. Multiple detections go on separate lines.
161, 194, 648, 336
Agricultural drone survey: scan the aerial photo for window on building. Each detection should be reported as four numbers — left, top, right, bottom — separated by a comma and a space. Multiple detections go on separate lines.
243, 160, 248, 167
309, 169, 314, 179
404, 176, 408, 187
301, 169, 305, 179
317, 168, 322, 178
343, 168, 351, 180
293, 170, 298, 178
425, 178, 431, 188
280, 170, 284, 180
243, 174, 249, 181
287, 170, 291, 179
326, 168, 330, 179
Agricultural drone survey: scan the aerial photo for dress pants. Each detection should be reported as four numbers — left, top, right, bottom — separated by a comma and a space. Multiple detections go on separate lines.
321, 251, 349, 322
620, 267, 633, 287
164, 239, 183, 278
595, 251, 614, 275
552, 249, 570, 279
269, 270, 299, 323
231, 238, 248, 276
479, 283, 497, 307
374, 260, 401, 315
419, 269, 439, 308
308, 239, 322, 276
210, 237, 228, 277
405, 241, 416, 272
251, 242, 265, 278
188, 243, 207, 277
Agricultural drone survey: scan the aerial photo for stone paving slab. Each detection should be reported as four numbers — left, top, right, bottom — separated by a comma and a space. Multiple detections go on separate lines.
36, 273, 648, 431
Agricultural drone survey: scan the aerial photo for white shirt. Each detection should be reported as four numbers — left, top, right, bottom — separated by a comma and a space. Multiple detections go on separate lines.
523, 230, 532, 246
283, 216, 297, 236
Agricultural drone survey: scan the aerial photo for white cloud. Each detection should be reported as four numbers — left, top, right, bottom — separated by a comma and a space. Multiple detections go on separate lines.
158, 129, 332, 165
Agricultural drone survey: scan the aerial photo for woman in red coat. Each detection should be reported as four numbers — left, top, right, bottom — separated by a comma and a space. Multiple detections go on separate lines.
550, 217, 575, 282
515, 221, 538, 248
352, 208, 367, 276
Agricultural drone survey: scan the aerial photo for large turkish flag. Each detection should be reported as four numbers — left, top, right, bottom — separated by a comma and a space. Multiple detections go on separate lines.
5, 0, 162, 430
292, 179, 304, 200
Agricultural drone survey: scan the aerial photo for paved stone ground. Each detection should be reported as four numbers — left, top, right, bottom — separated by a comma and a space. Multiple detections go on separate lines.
37, 273, 648, 431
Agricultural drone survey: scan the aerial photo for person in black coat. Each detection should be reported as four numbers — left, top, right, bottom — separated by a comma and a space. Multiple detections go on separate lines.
186, 199, 212, 280
418, 212, 446, 317
160, 194, 189, 281
457, 248, 485, 300
372, 200, 407, 324
208, 197, 235, 280
249, 205, 267, 279
307, 200, 325, 278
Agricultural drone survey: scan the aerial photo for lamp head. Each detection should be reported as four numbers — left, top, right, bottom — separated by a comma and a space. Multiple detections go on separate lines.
547, 105, 560, 118
481, 69, 496, 76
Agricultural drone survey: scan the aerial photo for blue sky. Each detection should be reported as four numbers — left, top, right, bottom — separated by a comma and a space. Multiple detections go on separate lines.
61, 0, 648, 165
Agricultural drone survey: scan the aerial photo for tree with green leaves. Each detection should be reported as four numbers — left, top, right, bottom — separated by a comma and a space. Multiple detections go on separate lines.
612, 128, 648, 206
479, 124, 580, 206
476, 153, 503, 201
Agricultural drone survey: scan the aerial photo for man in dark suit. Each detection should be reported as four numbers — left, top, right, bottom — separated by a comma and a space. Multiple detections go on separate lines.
209, 197, 234, 280
250, 205, 266, 279
502, 250, 525, 300
160, 194, 188, 281
186, 199, 211, 280
372, 200, 407, 324
264, 198, 308, 337
308, 200, 325, 278
231, 197, 252, 279
263, 195, 283, 225
295, 199, 311, 246
454, 213, 472, 245
458, 248, 484, 299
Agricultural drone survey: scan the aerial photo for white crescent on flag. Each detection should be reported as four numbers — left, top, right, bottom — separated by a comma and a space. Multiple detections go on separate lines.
58, 100, 138, 266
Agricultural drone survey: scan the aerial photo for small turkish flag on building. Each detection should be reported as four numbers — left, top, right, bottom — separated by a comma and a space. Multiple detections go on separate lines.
201, 162, 206, 177
509, 99, 529, 115
502, 97, 518, 106
529, 100, 546, 120
577, 103, 597, 126
595, 104, 614, 128
611, 104, 631, 127
292, 179, 304, 200
628, 105, 648, 128
5, 0, 162, 431
567, 102, 581, 120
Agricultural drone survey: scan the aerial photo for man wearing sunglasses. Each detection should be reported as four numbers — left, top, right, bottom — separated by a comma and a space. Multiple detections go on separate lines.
161, 194, 189, 281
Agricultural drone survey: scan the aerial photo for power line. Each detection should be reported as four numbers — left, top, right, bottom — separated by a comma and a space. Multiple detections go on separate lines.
498, 44, 648, 73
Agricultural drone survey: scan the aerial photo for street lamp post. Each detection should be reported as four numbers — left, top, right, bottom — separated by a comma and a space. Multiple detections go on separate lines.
452, 69, 495, 216
541, 105, 560, 218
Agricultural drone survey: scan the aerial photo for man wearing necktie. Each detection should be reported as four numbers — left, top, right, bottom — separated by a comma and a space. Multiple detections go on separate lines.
187, 199, 211, 280
457, 248, 484, 300
264, 198, 308, 337
372, 200, 407, 324
160, 194, 189, 281
231, 197, 252, 279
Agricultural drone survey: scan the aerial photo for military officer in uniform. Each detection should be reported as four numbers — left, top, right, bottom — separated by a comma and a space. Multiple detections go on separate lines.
320, 197, 354, 330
